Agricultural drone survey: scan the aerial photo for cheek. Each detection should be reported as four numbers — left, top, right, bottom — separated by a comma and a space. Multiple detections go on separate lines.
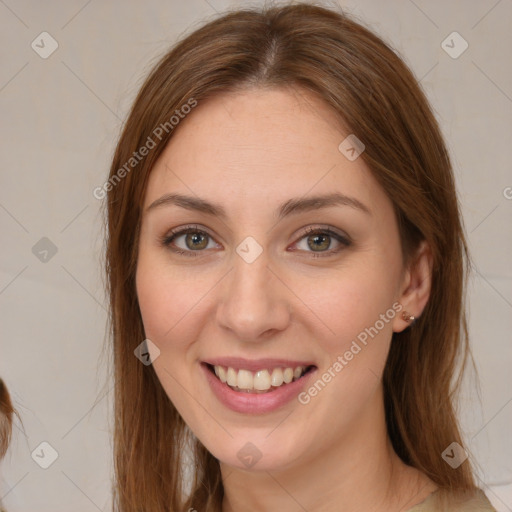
291, 265, 400, 429
294, 261, 400, 355
135, 250, 223, 373
136, 267, 175, 342
135, 252, 198, 349
135, 256, 210, 422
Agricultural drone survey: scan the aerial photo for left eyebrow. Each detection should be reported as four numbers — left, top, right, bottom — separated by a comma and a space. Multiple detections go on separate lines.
146, 192, 371, 219
277, 192, 371, 219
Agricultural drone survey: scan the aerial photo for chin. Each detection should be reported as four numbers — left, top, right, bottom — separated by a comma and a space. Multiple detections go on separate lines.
200, 430, 307, 473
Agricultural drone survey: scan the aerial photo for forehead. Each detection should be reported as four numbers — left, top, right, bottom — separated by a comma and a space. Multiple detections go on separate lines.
143, 87, 386, 215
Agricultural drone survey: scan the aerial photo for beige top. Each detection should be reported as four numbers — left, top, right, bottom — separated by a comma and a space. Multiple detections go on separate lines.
0, 490, 495, 512
407, 489, 496, 511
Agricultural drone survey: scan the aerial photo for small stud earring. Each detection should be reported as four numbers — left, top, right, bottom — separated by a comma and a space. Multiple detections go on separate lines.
402, 311, 415, 323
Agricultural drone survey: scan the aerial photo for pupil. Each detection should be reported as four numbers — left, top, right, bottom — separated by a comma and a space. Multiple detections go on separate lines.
308, 234, 329, 251
186, 232, 207, 250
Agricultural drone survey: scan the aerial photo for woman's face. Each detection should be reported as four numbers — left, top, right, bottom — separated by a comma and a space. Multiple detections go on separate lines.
136, 87, 416, 471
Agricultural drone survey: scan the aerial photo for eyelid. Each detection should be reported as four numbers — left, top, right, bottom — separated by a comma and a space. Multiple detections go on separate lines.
160, 223, 351, 257
160, 224, 220, 255
288, 225, 352, 257
296, 224, 351, 244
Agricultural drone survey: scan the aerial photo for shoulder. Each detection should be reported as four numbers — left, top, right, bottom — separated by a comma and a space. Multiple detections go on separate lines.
407, 489, 497, 512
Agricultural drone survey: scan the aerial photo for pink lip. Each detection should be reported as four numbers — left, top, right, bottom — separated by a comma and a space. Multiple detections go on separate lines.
201, 362, 318, 414
203, 356, 316, 372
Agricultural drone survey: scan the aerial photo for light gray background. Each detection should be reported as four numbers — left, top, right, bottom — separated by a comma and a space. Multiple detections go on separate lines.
0, 0, 511, 510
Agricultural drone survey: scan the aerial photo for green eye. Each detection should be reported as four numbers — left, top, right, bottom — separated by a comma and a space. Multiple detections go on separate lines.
161, 225, 351, 258
292, 227, 351, 257
184, 231, 209, 250
162, 226, 217, 256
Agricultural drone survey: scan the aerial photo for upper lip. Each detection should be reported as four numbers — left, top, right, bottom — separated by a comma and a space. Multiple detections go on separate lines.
203, 357, 316, 372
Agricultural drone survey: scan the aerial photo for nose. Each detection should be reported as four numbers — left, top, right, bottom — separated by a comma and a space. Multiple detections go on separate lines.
215, 251, 291, 342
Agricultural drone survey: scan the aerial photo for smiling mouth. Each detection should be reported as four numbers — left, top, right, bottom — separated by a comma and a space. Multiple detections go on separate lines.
205, 363, 316, 394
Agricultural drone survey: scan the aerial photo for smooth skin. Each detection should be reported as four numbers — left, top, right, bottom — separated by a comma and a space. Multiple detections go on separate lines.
136, 87, 437, 511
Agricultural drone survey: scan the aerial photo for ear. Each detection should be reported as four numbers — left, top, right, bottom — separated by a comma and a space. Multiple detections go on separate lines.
392, 240, 433, 333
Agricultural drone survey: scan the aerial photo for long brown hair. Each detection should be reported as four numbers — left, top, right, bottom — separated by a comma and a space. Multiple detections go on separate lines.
1, 378, 22, 512
104, 3, 477, 510
0, 379, 16, 460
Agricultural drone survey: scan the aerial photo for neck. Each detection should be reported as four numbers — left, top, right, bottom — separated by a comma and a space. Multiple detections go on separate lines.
220, 386, 436, 512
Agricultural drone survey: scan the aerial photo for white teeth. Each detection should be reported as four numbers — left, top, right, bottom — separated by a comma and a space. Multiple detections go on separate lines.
283, 368, 294, 384
237, 369, 253, 390
226, 367, 237, 387
212, 364, 308, 392
271, 368, 284, 387
217, 366, 227, 383
253, 370, 271, 390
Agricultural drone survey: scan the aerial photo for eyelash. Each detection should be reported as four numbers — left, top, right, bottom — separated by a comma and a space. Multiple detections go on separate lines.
160, 224, 351, 259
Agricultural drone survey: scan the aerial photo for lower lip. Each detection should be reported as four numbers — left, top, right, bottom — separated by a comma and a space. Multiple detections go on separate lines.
201, 363, 317, 414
